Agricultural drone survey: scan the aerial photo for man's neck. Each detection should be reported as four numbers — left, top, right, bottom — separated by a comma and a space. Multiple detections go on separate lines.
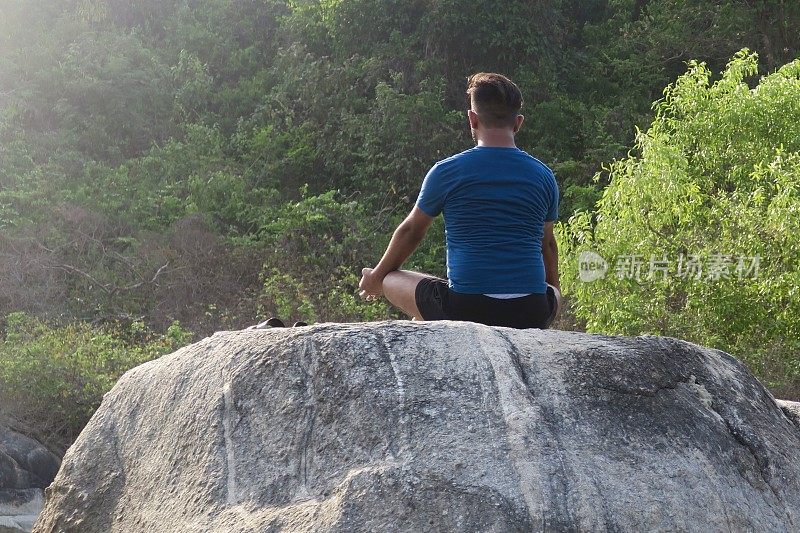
474, 129, 517, 148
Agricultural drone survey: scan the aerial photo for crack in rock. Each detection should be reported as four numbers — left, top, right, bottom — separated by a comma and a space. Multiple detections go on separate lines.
296, 339, 319, 499
222, 383, 238, 506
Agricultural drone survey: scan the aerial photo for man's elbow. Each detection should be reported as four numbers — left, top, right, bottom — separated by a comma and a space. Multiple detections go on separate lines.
396, 220, 426, 243
404, 215, 432, 238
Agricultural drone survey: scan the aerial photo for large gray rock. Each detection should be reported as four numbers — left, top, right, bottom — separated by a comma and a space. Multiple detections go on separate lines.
0, 428, 60, 491
34, 322, 800, 532
0, 426, 59, 533
777, 399, 800, 430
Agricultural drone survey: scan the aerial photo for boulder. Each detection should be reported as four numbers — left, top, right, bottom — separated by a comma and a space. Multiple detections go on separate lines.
777, 399, 800, 430
34, 322, 800, 532
0, 426, 59, 533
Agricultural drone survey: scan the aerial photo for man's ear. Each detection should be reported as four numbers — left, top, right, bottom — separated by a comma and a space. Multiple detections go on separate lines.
468, 109, 480, 129
513, 114, 524, 133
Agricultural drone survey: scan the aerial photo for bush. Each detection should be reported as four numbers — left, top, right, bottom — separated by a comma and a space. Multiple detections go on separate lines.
0, 312, 192, 454
257, 189, 398, 323
559, 50, 800, 398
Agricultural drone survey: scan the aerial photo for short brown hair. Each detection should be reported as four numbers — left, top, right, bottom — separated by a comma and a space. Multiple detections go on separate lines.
466, 72, 523, 128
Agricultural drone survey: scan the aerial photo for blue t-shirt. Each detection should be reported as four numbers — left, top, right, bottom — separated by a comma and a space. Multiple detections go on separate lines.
416, 146, 559, 294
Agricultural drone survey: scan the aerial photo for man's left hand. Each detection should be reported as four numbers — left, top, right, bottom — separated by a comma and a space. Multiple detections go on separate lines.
359, 267, 383, 301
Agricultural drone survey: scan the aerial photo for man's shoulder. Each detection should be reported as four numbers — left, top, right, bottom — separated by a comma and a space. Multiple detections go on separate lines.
433, 148, 475, 167
439, 147, 549, 166
430, 147, 556, 181
515, 150, 554, 174
425, 149, 474, 181
433, 147, 524, 169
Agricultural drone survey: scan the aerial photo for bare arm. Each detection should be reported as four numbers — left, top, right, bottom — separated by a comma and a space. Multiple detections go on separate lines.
359, 206, 434, 297
542, 221, 560, 290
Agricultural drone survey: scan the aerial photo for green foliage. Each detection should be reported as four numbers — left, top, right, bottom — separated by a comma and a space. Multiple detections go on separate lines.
0, 312, 192, 453
257, 189, 396, 323
560, 50, 800, 394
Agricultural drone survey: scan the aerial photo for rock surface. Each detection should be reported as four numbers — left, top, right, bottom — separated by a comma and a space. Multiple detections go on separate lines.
34, 322, 800, 532
777, 399, 800, 430
0, 426, 60, 533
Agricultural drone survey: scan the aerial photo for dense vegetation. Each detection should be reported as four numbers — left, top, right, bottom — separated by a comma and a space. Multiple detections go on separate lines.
0, 312, 190, 453
559, 50, 800, 398
0, 0, 798, 451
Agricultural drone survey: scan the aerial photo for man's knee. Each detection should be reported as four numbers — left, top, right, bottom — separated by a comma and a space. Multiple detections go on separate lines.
382, 271, 404, 293
381, 271, 396, 291
381, 270, 424, 319
382, 271, 412, 304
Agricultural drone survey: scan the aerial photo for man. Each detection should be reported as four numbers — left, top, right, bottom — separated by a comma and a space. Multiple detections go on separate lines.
359, 72, 561, 329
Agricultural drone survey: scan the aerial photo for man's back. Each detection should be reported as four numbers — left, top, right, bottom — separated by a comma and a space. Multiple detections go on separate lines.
416, 146, 559, 294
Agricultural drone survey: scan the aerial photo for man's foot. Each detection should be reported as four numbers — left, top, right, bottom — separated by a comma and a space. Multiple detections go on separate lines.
248, 317, 286, 330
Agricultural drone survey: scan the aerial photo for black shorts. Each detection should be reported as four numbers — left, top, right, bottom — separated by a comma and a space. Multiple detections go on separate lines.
415, 277, 558, 329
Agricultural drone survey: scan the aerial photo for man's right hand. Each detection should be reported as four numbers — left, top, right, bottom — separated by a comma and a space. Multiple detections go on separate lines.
359, 268, 383, 301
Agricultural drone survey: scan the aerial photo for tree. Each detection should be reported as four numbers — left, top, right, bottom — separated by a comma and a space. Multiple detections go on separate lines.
559, 50, 800, 396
